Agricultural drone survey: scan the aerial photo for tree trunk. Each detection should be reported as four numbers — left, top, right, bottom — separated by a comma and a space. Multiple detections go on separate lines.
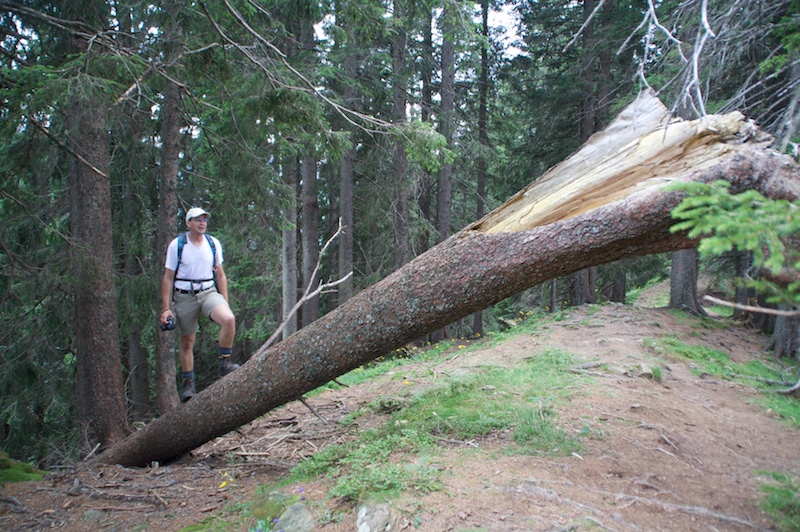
437, 8, 455, 247
96, 92, 800, 467
668, 248, 707, 315
155, 79, 182, 414
416, 10, 435, 260
392, 0, 409, 269
768, 310, 800, 359
281, 156, 299, 339
299, 10, 320, 326
732, 251, 755, 320
572, 268, 597, 305
573, 0, 599, 304
337, 18, 357, 305
472, 0, 490, 338
611, 261, 627, 304
68, 93, 128, 449
301, 154, 320, 325
432, 6, 456, 342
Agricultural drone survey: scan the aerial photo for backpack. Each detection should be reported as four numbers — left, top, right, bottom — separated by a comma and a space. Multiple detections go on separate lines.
173, 232, 217, 290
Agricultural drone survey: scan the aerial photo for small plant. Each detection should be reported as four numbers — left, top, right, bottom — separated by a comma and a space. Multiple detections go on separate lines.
651, 366, 663, 382
512, 406, 584, 456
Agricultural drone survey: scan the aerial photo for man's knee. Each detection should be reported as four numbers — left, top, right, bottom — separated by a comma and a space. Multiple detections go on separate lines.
220, 310, 235, 331
212, 306, 235, 330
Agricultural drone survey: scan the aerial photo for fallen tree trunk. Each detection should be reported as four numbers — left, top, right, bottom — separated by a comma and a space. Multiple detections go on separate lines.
97, 91, 800, 467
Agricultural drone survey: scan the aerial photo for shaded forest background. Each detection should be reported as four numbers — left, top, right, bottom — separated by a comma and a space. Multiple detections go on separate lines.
1, 0, 798, 466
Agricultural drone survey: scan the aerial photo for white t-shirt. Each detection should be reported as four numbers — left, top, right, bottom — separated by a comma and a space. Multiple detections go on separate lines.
165, 234, 224, 291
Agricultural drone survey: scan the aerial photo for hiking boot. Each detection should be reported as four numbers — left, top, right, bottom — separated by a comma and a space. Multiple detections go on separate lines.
180, 378, 196, 403
218, 357, 240, 377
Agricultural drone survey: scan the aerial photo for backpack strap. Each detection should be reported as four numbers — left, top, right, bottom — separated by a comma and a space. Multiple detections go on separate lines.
173, 233, 218, 295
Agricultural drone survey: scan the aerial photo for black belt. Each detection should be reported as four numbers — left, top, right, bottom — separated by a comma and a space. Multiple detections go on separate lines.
175, 287, 214, 294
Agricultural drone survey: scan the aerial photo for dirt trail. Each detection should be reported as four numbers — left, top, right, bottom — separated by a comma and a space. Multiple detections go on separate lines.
2, 297, 798, 531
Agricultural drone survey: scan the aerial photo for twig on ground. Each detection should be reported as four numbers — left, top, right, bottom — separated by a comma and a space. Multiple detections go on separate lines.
298, 397, 328, 425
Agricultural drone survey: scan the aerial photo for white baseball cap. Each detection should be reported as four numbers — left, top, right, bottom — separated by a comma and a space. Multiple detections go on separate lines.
185, 207, 210, 224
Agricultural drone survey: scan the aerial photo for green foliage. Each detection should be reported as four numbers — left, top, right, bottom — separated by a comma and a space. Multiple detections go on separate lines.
0, 450, 48, 482
757, 471, 800, 531
759, 0, 800, 76
671, 180, 800, 305
398, 120, 452, 173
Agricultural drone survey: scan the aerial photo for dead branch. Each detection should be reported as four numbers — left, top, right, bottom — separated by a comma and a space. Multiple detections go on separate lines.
703, 295, 800, 317
617, 494, 760, 529
776, 375, 800, 395
257, 218, 352, 354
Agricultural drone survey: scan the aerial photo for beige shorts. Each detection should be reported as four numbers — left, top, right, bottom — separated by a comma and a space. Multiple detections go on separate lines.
172, 287, 228, 336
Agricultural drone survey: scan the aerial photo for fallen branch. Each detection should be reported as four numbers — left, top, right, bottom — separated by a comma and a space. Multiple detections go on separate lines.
703, 295, 800, 317
776, 375, 800, 395
617, 493, 761, 529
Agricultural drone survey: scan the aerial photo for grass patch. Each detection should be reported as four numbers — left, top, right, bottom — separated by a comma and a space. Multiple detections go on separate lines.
288, 345, 586, 503
179, 516, 240, 531
315, 309, 554, 395
758, 471, 800, 531
643, 335, 800, 428
627, 277, 669, 306
0, 450, 47, 483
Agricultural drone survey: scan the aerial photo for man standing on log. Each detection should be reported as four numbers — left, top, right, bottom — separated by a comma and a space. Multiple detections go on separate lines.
160, 207, 239, 402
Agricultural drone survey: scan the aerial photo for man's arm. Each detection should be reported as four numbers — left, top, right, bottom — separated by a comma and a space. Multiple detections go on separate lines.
160, 268, 175, 324
214, 264, 229, 301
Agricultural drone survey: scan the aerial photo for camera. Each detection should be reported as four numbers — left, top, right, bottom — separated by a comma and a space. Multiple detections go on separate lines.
160, 316, 176, 331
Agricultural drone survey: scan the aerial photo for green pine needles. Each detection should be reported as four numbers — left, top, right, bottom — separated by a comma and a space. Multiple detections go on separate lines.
670, 180, 800, 306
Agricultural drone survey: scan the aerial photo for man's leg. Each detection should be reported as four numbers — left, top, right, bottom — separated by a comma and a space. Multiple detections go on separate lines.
210, 304, 235, 348
210, 304, 238, 375
179, 333, 196, 371
178, 333, 196, 402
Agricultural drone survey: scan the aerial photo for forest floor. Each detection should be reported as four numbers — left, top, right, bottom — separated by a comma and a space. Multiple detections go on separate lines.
2, 283, 799, 531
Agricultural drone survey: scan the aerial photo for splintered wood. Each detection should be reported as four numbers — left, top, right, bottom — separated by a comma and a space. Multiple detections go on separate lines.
468, 91, 747, 233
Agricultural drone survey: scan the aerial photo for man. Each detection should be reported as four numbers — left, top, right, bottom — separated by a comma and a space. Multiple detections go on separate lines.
160, 207, 239, 402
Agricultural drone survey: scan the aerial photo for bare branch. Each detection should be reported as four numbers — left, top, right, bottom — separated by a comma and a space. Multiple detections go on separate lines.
702, 295, 800, 317
27, 114, 110, 180
204, 0, 393, 134
562, 0, 607, 53
255, 219, 353, 355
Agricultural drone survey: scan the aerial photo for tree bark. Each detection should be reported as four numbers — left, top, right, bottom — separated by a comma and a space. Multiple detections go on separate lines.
337, 15, 357, 305
155, 79, 182, 414
432, 6, 456, 342
281, 156, 299, 339
573, 0, 599, 304
96, 92, 800, 467
300, 16, 320, 326
69, 92, 128, 449
732, 251, 755, 320
392, 0, 409, 269
472, 0, 490, 338
301, 154, 320, 325
668, 248, 707, 315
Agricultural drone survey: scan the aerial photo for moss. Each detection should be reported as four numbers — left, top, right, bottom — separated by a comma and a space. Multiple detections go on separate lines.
0, 450, 48, 483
